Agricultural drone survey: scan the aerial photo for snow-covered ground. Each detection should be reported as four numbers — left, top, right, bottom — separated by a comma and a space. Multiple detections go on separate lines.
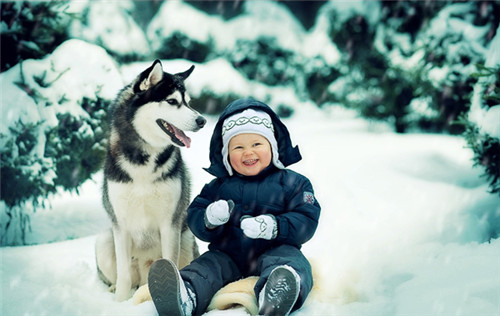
2, 109, 499, 315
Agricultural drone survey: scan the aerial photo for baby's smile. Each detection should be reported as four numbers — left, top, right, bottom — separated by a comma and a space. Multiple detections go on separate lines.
243, 159, 258, 166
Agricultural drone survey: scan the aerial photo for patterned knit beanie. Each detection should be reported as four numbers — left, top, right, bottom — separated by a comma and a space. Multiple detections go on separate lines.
221, 109, 285, 176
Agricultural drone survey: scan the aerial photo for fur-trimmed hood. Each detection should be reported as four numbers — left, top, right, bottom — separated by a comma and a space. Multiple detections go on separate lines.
205, 98, 302, 178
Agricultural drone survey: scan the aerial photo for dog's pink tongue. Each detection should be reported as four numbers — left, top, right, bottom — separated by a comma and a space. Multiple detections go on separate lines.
174, 128, 191, 148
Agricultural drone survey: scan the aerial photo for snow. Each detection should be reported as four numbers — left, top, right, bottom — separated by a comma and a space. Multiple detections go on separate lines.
2, 110, 500, 316
481, 106, 500, 138
68, 0, 151, 58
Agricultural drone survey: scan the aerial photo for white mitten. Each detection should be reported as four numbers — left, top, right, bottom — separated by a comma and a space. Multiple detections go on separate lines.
240, 215, 277, 240
205, 200, 234, 229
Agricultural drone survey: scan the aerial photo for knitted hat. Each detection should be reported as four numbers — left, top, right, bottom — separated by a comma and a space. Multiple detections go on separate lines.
221, 109, 285, 176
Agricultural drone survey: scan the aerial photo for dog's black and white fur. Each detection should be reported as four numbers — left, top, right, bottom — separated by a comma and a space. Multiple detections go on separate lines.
95, 60, 205, 301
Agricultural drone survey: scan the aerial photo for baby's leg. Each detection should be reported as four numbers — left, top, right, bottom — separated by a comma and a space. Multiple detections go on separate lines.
180, 250, 242, 315
255, 245, 313, 312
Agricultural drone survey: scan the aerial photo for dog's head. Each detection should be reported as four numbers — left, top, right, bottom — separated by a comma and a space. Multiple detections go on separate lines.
130, 60, 206, 148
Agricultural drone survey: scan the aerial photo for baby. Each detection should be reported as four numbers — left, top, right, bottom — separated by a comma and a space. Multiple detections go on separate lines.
148, 98, 321, 316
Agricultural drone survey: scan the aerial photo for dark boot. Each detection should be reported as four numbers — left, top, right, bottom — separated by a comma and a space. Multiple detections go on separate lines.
148, 259, 195, 316
258, 265, 300, 316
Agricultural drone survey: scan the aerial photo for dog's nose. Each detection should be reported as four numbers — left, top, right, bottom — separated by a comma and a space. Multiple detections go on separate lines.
196, 116, 206, 128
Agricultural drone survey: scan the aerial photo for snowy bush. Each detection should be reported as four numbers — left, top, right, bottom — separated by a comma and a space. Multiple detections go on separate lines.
0, 97, 109, 245
0, 40, 122, 245
279, 1, 325, 31
44, 97, 110, 190
224, 37, 340, 104
155, 31, 213, 63
464, 125, 500, 196
226, 37, 296, 86
1, 121, 53, 209
464, 19, 500, 196
146, 0, 217, 62
326, 2, 418, 132
464, 62, 500, 196
67, 0, 151, 63
327, 1, 498, 134
1, 96, 109, 207
190, 90, 241, 115
0, 1, 72, 71
184, 0, 244, 20
146, 0, 340, 105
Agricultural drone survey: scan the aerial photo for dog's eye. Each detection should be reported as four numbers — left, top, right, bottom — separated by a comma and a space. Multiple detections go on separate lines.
167, 99, 178, 105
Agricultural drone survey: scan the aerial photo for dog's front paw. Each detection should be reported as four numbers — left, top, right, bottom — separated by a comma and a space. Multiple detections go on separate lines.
115, 290, 131, 302
114, 276, 133, 301
115, 284, 132, 302
133, 283, 152, 305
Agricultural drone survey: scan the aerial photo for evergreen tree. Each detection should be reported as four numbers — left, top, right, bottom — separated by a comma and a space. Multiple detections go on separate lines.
464, 64, 500, 195
1, 1, 72, 72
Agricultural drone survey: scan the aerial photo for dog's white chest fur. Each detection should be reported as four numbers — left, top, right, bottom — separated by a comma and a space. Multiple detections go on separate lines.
107, 154, 181, 245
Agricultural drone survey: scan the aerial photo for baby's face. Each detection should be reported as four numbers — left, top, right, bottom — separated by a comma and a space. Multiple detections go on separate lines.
228, 133, 272, 176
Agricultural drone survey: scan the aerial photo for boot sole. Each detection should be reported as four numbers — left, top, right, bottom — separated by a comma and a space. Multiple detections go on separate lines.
259, 267, 299, 316
148, 259, 184, 316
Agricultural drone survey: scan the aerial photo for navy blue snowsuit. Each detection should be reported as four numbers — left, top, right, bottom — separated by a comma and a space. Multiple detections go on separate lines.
181, 98, 321, 315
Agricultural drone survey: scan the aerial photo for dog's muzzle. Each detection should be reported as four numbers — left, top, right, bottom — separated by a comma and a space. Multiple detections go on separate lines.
196, 116, 207, 129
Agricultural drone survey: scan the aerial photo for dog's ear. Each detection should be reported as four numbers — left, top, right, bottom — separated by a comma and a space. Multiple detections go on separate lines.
139, 59, 163, 91
176, 65, 195, 81
148, 60, 164, 85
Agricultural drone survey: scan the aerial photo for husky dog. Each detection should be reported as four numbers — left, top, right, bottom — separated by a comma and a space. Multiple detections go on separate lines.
95, 60, 205, 301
